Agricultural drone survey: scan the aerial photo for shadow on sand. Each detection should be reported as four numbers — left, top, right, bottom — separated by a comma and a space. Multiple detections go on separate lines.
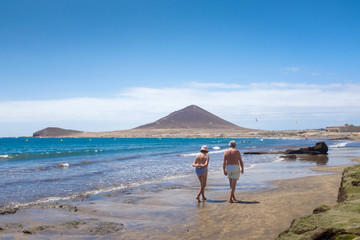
237, 200, 260, 204
205, 199, 260, 204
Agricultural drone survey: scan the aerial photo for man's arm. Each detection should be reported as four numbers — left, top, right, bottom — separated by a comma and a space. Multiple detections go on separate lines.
239, 153, 244, 174
223, 152, 227, 176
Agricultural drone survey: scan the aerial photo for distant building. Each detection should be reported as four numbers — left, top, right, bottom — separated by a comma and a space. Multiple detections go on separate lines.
326, 124, 360, 133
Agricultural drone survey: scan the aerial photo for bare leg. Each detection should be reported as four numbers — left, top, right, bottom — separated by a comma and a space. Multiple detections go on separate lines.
196, 175, 202, 202
228, 178, 233, 203
201, 172, 208, 201
228, 178, 238, 203
231, 179, 238, 202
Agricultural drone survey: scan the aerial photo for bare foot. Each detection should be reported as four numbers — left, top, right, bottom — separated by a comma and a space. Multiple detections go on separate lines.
195, 196, 201, 202
232, 198, 238, 203
202, 197, 207, 201
228, 200, 234, 203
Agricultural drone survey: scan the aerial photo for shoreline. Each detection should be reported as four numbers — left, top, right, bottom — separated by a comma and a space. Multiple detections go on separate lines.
1, 161, 357, 239
26, 127, 360, 141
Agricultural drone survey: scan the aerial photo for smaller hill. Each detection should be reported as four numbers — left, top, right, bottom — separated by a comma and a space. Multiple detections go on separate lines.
135, 105, 247, 130
33, 127, 83, 137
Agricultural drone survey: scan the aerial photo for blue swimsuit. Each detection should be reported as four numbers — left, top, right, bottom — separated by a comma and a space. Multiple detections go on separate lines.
196, 165, 208, 176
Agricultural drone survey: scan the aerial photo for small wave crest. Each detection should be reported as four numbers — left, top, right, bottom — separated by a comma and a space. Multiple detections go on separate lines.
3, 149, 105, 161
329, 142, 350, 148
180, 149, 225, 157
58, 163, 70, 168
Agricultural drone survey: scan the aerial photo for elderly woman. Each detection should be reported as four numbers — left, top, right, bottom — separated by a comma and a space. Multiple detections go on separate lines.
192, 145, 209, 202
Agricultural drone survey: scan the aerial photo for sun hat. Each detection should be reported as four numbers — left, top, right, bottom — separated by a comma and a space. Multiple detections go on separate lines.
200, 145, 209, 152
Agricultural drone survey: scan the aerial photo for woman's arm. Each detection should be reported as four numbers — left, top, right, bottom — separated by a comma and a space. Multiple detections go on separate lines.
192, 155, 199, 167
204, 156, 209, 167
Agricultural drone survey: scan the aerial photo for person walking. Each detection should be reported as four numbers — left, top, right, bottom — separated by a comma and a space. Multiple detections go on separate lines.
192, 145, 209, 202
223, 140, 244, 203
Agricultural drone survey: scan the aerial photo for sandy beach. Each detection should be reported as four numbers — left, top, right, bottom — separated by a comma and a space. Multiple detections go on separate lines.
1, 162, 356, 240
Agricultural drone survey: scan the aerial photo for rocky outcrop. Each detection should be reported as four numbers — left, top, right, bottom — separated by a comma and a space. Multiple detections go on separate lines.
244, 141, 328, 155
276, 165, 360, 240
285, 141, 328, 155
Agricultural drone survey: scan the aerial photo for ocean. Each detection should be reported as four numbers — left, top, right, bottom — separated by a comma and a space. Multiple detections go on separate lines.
1, 137, 359, 209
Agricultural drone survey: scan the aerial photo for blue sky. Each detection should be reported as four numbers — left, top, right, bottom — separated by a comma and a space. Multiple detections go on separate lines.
1, 0, 359, 137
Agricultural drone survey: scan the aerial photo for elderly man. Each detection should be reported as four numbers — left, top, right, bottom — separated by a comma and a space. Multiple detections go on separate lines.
223, 140, 244, 203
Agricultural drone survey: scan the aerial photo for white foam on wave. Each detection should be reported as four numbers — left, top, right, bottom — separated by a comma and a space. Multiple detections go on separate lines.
180, 149, 225, 157
58, 163, 70, 168
0, 154, 9, 158
6, 176, 191, 209
329, 142, 350, 148
273, 156, 284, 163
180, 152, 198, 157
212, 146, 221, 150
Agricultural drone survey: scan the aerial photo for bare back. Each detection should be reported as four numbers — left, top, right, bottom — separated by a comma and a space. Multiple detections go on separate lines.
194, 153, 209, 166
223, 148, 241, 165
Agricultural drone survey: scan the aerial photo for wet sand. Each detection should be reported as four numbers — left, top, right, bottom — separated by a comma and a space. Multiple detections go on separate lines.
0, 163, 354, 240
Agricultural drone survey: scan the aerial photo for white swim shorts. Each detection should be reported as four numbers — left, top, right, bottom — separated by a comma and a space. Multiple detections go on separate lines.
226, 165, 240, 180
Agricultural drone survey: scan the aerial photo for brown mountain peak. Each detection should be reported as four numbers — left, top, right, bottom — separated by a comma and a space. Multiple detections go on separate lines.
33, 127, 83, 137
135, 105, 245, 130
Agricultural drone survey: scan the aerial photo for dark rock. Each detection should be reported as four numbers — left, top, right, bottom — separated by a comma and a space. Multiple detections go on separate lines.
22, 225, 55, 235
311, 228, 345, 240
352, 180, 360, 187
313, 205, 331, 214
285, 141, 328, 155
244, 151, 274, 155
312, 141, 328, 154
23, 230, 32, 235
337, 180, 348, 203
245, 142, 328, 156
0, 207, 18, 215
280, 154, 297, 160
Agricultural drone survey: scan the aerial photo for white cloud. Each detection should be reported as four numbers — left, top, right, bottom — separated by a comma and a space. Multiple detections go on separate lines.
281, 67, 299, 72
1, 82, 360, 136
189, 82, 244, 89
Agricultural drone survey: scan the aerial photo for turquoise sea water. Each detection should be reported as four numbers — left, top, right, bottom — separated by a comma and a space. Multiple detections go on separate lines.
0, 137, 359, 208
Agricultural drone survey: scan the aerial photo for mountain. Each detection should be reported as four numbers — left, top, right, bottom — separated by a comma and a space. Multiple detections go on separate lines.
32, 105, 251, 138
33, 127, 83, 137
135, 105, 246, 130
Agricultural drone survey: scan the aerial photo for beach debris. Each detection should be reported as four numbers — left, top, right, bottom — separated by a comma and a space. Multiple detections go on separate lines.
88, 222, 124, 235
0, 207, 19, 215
0, 223, 23, 232
23, 225, 56, 235
33, 203, 78, 212
60, 220, 87, 230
